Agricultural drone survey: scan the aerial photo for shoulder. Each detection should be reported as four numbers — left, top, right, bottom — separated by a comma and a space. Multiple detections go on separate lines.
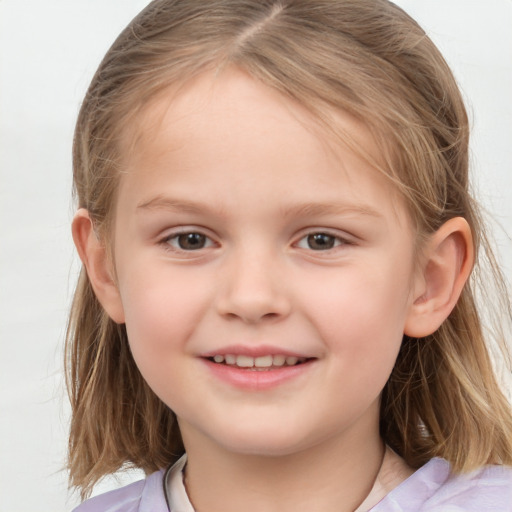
72, 470, 168, 512
373, 458, 512, 511
426, 462, 512, 511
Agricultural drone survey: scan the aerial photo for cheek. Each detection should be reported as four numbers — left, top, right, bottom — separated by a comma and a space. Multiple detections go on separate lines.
116, 264, 207, 370
311, 266, 411, 335
306, 266, 412, 381
117, 278, 202, 409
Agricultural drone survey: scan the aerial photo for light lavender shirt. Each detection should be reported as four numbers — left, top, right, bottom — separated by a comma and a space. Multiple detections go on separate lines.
73, 456, 512, 511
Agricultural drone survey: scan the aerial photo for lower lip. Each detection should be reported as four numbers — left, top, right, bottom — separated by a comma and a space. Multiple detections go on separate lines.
202, 359, 315, 391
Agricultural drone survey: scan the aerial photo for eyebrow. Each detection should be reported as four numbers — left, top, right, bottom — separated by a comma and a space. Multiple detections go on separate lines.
281, 202, 382, 219
137, 196, 216, 214
136, 195, 382, 219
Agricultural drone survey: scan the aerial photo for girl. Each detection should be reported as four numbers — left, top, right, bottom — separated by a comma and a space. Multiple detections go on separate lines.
67, 0, 512, 510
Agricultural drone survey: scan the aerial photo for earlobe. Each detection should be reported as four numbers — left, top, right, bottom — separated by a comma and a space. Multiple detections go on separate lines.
72, 209, 126, 324
404, 217, 474, 338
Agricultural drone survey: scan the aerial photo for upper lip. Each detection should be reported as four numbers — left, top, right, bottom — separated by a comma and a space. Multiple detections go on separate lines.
200, 345, 315, 359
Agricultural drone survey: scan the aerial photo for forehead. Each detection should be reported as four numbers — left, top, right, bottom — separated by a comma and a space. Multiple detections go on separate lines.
124, 67, 380, 163
117, 67, 406, 222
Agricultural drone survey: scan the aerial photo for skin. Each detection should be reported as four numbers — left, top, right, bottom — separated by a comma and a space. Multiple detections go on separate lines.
74, 68, 473, 512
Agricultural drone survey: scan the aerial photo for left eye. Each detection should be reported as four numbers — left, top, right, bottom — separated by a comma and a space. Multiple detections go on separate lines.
296, 233, 344, 251
165, 232, 214, 251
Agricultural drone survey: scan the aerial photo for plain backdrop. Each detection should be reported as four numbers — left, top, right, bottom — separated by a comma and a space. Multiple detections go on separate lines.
0, 1, 511, 510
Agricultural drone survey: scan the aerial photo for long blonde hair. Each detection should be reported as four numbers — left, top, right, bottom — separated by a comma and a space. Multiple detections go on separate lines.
67, 0, 512, 498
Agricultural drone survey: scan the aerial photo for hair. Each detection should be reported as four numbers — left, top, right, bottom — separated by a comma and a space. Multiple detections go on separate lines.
66, 0, 512, 498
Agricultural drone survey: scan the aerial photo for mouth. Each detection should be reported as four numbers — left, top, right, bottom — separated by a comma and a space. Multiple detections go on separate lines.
206, 354, 313, 370
202, 350, 316, 389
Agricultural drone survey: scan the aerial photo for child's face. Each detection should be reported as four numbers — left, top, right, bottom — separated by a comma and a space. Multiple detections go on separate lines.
110, 68, 420, 457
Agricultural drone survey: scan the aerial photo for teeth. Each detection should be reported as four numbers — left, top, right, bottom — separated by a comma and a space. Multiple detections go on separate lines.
254, 355, 273, 367
225, 354, 236, 365
285, 356, 298, 366
273, 355, 286, 366
211, 354, 306, 368
236, 355, 254, 368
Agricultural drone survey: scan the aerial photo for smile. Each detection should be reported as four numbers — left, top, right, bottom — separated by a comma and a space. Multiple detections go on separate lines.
208, 354, 309, 369
203, 352, 316, 390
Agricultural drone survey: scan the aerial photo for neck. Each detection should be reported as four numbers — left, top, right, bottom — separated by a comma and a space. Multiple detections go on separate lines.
181, 422, 385, 512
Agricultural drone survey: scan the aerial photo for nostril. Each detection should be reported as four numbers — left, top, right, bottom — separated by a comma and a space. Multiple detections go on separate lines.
216, 279, 292, 323
219, 304, 289, 324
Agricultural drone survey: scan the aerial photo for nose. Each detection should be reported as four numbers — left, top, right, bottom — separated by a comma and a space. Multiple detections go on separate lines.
216, 250, 291, 324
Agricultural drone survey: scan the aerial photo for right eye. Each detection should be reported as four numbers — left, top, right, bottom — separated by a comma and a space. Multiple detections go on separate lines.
295, 232, 347, 251
162, 232, 215, 251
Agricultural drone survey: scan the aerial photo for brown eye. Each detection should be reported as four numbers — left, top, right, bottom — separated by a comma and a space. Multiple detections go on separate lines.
177, 233, 206, 250
166, 232, 212, 251
307, 233, 337, 250
296, 232, 344, 251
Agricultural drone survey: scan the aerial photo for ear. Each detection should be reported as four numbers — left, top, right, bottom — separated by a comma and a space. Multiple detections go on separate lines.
72, 209, 126, 324
404, 217, 474, 338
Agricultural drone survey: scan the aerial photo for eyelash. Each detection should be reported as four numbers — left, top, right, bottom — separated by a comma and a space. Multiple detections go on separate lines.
159, 229, 351, 253
295, 232, 350, 251
160, 230, 216, 252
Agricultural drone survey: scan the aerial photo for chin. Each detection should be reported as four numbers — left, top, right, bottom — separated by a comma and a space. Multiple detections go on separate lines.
213, 427, 315, 458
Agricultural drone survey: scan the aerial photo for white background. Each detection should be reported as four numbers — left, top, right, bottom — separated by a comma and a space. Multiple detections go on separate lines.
0, 1, 511, 510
